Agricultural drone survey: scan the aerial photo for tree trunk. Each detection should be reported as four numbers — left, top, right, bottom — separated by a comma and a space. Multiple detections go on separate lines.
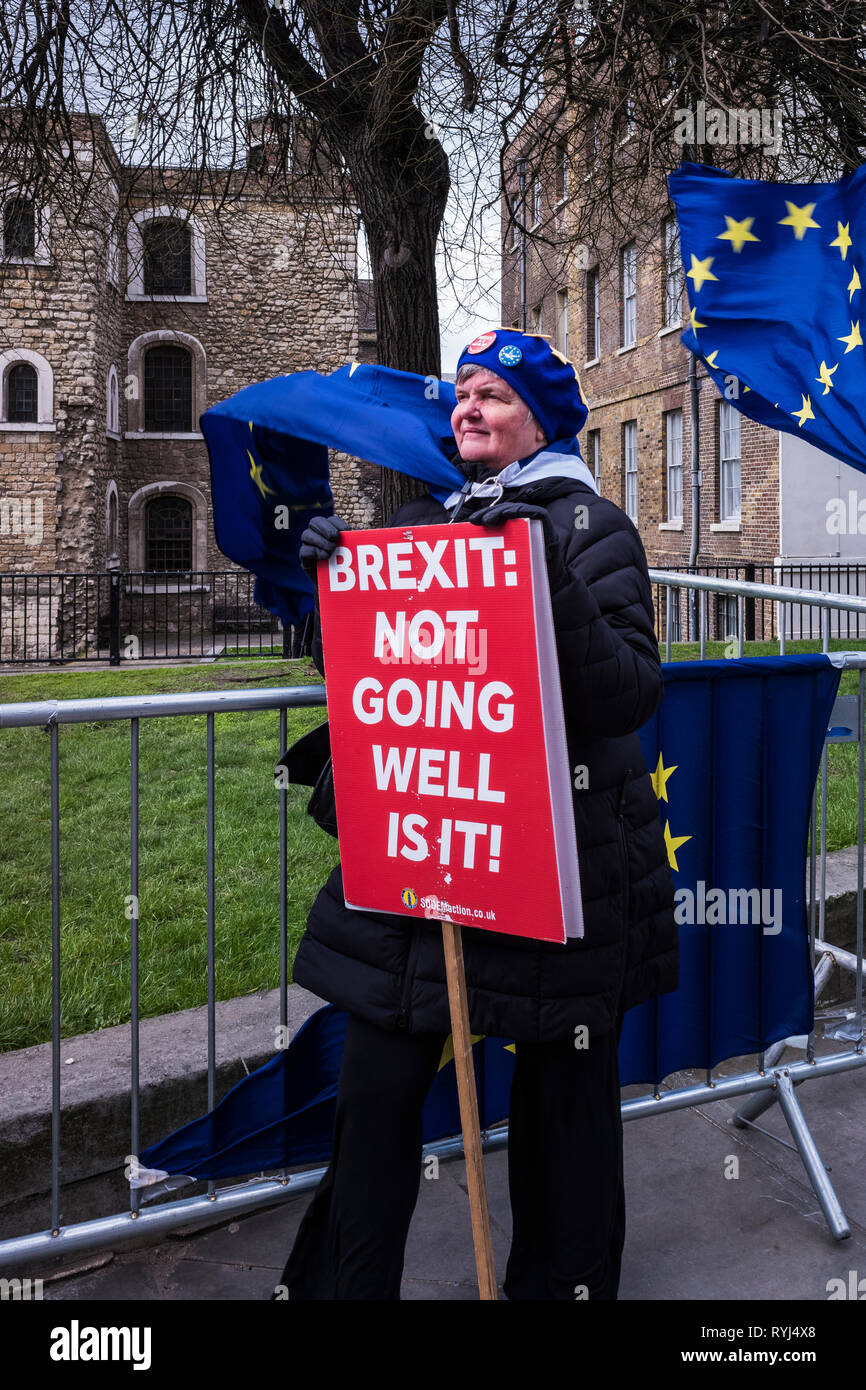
353, 131, 451, 523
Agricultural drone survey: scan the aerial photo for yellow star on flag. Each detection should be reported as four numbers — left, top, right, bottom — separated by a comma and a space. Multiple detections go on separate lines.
830, 222, 853, 260
663, 821, 692, 872
717, 215, 760, 253
791, 394, 815, 427
688, 306, 707, 332
704, 349, 720, 368
838, 320, 863, 354
686, 254, 718, 292
438, 1034, 484, 1070
848, 266, 861, 302
248, 450, 276, 497
778, 201, 820, 240
815, 360, 838, 395
650, 753, 678, 803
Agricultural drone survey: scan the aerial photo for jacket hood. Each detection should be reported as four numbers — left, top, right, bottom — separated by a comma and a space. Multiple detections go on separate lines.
432, 447, 599, 509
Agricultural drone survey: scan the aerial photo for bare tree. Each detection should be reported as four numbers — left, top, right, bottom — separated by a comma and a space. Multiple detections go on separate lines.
4, 2, 866, 518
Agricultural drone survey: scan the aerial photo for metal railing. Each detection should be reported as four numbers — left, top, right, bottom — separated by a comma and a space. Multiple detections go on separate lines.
0, 570, 314, 664
0, 569, 863, 1272
652, 561, 866, 645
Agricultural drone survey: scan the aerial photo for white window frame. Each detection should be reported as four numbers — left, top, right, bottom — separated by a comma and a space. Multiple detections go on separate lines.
555, 289, 569, 356
719, 400, 742, 521
105, 479, 120, 568
557, 137, 569, 202
665, 408, 683, 521
126, 205, 207, 301
0, 188, 51, 265
621, 242, 637, 348
664, 216, 684, 328
531, 177, 542, 228
586, 267, 600, 360
624, 419, 638, 523
588, 428, 601, 490
0, 348, 55, 430
107, 180, 121, 289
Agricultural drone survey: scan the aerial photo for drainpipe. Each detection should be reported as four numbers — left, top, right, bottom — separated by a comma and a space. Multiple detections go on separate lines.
688, 352, 701, 638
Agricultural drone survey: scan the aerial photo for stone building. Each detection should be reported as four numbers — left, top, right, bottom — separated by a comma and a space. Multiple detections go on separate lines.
0, 111, 378, 657
500, 98, 866, 641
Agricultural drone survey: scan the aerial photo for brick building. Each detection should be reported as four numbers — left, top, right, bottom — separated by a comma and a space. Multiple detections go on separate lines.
501, 101, 866, 641
0, 112, 380, 656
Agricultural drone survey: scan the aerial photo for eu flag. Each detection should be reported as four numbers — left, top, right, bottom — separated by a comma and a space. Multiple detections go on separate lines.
200, 364, 463, 630
668, 160, 866, 473
131, 655, 840, 1187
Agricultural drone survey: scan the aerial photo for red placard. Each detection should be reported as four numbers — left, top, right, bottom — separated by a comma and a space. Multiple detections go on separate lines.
316, 518, 584, 942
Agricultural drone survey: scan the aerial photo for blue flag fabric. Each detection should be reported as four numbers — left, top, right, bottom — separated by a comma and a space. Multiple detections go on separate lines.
668, 159, 866, 474
137, 1006, 515, 1186
136, 655, 839, 1183
200, 364, 462, 630
620, 653, 840, 1082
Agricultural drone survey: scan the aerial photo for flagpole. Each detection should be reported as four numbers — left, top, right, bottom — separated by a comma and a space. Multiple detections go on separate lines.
439, 917, 499, 1300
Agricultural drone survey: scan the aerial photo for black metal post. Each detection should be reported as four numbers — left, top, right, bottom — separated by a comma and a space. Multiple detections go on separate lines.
109, 572, 121, 666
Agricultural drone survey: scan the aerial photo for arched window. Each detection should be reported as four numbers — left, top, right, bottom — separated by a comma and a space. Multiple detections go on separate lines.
145, 494, 193, 572
0, 349, 54, 428
106, 365, 120, 435
6, 363, 38, 422
142, 218, 192, 295
143, 345, 192, 432
3, 197, 36, 258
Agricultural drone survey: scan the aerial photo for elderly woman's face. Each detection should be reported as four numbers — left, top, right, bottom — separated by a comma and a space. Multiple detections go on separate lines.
451, 368, 546, 470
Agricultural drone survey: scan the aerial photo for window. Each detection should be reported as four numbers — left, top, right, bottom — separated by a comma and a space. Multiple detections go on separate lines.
6, 363, 38, 422
127, 330, 206, 436
142, 218, 192, 295
106, 365, 120, 435
621, 242, 637, 347
126, 207, 206, 299
587, 428, 601, 490
665, 409, 683, 521
530, 302, 543, 334
145, 495, 193, 573
663, 216, 684, 327
106, 481, 120, 567
3, 197, 35, 258
555, 289, 569, 356
143, 345, 192, 431
586, 268, 600, 359
623, 420, 638, 522
0, 349, 54, 428
719, 595, 738, 640
719, 400, 742, 520
531, 177, 542, 227
556, 137, 569, 201
106, 182, 121, 288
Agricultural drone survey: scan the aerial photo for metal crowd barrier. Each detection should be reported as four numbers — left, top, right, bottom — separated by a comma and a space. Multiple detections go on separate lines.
0, 571, 863, 1273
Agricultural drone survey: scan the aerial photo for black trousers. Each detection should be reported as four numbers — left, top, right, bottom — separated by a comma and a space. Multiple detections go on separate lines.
276, 1011, 626, 1301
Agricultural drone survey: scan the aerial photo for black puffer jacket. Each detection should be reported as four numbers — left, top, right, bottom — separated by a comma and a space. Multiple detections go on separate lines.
289, 472, 678, 1042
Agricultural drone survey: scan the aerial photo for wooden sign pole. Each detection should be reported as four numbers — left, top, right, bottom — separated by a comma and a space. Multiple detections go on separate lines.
439, 918, 499, 1301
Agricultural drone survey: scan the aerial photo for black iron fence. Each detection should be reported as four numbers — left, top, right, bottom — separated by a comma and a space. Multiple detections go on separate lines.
4, 563, 866, 664
0, 570, 314, 665
652, 562, 866, 645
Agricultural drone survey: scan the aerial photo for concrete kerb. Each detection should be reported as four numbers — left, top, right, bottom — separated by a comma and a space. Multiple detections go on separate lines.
0, 982, 328, 1262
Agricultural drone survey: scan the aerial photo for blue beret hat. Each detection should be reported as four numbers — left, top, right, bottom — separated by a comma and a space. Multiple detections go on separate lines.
455, 328, 588, 442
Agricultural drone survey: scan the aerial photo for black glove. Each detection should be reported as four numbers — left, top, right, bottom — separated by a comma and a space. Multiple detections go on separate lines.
468, 501, 571, 594
299, 514, 350, 577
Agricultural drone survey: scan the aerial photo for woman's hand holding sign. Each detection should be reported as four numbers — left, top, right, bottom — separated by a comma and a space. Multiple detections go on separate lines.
300, 514, 350, 578
469, 501, 570, 595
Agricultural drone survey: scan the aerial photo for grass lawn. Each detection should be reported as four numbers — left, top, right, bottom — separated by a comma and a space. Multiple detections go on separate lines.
0, 638, 862, 1052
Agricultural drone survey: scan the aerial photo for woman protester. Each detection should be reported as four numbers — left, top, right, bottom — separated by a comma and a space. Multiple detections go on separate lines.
276, 328, 678, 1301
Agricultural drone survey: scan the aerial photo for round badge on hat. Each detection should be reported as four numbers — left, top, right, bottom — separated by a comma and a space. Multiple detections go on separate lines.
466, 331, 497, 354
498, 344, 522, 366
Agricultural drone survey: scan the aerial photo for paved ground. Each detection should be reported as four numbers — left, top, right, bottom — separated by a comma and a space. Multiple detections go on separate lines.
38, 1039, 866, 1302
